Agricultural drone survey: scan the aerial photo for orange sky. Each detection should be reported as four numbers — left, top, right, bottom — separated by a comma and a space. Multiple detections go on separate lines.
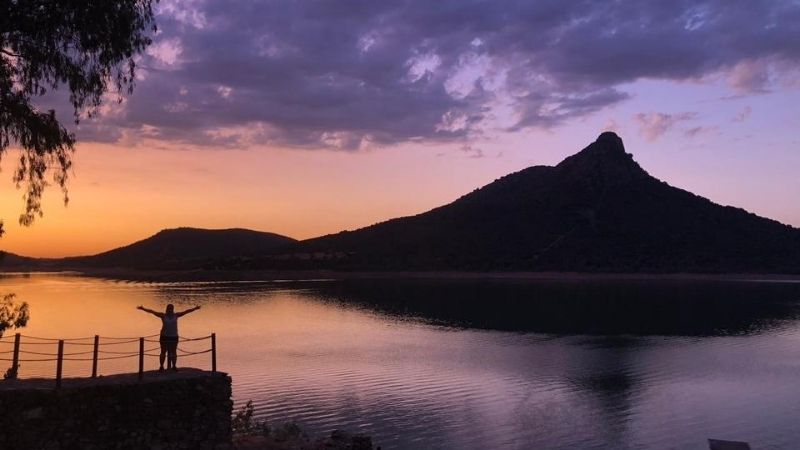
3, 2, 800, 259
0, 138, 532, 257
2, 83, 800, 259
2, 101, 799, 259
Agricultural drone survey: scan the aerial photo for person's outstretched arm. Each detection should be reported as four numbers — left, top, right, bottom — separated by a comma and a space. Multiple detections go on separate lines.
137, 305, 164, 318
176, 305, 201, 317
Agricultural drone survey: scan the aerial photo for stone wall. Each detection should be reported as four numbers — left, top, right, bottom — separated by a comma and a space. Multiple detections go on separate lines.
0, 369, 232, 450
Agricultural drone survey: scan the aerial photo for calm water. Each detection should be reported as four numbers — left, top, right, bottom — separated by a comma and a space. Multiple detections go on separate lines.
3, 274, 800, 449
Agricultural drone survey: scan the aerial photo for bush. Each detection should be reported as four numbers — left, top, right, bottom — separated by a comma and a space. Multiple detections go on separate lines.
232, 401, 270, 437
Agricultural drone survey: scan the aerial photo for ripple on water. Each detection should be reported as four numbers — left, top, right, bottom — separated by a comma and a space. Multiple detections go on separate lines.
7, 275, 800, 449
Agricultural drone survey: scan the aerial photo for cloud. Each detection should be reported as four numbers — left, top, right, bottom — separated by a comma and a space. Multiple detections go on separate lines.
634, 112, 697, 141
146, 38, 183, 66
63, 0, 800, 149
684, 125, 718, 138
603, 119, 621, 133
728, 60, 771, 93
459, 144, 485, 159
732, 106, 753, 122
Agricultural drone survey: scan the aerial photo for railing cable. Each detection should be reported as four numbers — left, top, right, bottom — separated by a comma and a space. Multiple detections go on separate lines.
2, 332, 217, 384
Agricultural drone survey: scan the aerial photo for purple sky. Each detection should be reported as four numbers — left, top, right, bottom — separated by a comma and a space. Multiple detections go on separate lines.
2, 0, 799, 256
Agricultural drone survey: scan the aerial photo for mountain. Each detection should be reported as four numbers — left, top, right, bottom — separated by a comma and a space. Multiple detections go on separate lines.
61, 228, 297, 269
0, 252, 43, 269
3, 133, 798, 274
295, 132, 800, 272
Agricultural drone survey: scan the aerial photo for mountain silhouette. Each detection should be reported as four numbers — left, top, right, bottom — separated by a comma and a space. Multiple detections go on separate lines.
0, 252, 40, 268
295, 132, 800, 272
2, 133, 799, 273
62, 228, 296, 269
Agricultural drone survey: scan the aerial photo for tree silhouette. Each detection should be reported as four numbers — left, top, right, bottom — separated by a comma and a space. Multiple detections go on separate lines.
0, 0, 157, 232
0, 1, 157, 336
0, 293, 28, 338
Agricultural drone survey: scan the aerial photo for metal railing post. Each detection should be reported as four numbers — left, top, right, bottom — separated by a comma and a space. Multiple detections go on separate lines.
55, 340, 64, 389
211, 333, 217, 373
91, 335, 99, 378
138, 337, 144, 381
7, 332, 215, 383
10, 333, 20, 379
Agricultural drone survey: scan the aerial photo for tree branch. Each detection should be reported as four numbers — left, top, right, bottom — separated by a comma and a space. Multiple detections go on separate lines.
0, 48, 20, 59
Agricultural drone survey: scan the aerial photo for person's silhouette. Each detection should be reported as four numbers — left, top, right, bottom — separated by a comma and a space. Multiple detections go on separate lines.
137, 304, 201, 371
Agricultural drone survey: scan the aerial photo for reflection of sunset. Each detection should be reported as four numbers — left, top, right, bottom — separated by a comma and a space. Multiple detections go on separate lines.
7, 274, 800, 448
3, 275, 432, 379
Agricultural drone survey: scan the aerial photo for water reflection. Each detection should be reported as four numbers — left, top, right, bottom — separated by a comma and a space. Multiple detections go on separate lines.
312, 278, 800, 335
566, 341, 641, 450
3, 274, 800, 449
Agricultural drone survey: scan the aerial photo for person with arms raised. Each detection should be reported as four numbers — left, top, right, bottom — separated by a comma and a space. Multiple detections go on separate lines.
137, 304, 201, 372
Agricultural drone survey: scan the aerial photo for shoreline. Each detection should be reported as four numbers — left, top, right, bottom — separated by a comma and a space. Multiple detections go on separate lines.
2, 267, 800, 283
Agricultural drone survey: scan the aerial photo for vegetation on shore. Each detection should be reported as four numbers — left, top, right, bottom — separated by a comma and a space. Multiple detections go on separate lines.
231, 401, 375, 450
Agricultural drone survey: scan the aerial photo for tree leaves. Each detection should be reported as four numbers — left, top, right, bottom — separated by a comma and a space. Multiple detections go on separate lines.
0, 293, 29, 338
0, 0, 157, 226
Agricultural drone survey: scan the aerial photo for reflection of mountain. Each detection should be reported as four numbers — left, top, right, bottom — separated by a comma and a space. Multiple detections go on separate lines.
299, 132, 800, 272
566, 343, 639, 450
312, 279, 800, 336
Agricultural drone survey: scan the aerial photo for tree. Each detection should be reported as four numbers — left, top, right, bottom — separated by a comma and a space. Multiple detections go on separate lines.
0, 1, 157, 336
0, 293, 28, 338
1, 0, 157, 231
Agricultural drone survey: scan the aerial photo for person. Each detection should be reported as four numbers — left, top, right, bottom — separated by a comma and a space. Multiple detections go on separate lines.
136, 304, 201, 372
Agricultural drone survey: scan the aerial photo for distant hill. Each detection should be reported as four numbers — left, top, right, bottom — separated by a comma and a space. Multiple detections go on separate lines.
0, 252, 44, 269
60, 228, 297, 269
294, 132, 800, 272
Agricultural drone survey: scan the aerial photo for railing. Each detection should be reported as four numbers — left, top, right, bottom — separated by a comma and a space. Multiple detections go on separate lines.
0, 332, 217, 387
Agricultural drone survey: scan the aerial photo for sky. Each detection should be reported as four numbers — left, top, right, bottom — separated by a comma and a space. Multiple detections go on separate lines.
1, 0, 799, 258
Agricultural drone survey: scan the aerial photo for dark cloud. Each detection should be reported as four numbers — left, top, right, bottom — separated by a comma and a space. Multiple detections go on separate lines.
63, 0, 800, 149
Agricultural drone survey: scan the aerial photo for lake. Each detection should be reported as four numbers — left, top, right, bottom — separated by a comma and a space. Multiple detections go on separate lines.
2, 273, 800, 449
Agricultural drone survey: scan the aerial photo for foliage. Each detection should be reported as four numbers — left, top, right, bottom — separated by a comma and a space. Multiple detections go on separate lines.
232, 400, 255, 434
233, 400, 266, 436
231, 400, 308, 440
0, 293, 28, 338
0, 0, 157, 231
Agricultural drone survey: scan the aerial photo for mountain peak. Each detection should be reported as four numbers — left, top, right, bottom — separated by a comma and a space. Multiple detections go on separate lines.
555, 132, 646, 184
595, 131, 625, 152
301, 131, 800, 273
576, 131, 629, 160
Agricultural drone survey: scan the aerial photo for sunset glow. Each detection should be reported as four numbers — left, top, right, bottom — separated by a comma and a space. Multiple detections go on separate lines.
1, 1, 799, 258
5, 3, 800, 449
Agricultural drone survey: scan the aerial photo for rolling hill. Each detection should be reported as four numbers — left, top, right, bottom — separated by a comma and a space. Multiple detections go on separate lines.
38, 228, 298, 270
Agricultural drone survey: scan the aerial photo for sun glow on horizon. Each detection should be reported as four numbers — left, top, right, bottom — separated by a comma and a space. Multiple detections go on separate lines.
3, 1, 800, 259
2, 97, 799, 259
